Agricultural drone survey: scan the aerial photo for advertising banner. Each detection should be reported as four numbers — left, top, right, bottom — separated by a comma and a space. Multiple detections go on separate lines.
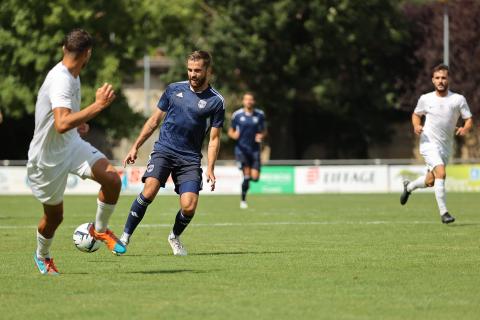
250, 166, 295, 194
294, 165, 388, 193
388, 164, 480, 192
0, 166, 243, 196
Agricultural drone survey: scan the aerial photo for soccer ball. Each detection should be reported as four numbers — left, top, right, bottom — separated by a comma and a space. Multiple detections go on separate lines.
73, 223, 101, 253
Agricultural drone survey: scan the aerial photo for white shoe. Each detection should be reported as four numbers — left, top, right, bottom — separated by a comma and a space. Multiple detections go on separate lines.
240, 201, 248, 209
168, 232, 187, 256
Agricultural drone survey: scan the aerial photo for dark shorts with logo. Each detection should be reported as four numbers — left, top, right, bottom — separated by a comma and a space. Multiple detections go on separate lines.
235, 148, 261, 171
142, 152, 203, 194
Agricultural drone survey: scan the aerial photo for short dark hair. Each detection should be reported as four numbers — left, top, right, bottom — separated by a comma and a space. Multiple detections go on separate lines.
432, 63, 449, 76
63, 29, 93, 54
187, 50, 212, 69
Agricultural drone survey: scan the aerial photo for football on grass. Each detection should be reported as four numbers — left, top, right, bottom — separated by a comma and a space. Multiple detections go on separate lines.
73, 222, 101, 253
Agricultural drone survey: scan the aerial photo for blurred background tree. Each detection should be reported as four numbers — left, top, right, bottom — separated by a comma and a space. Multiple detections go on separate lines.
0, 0, 478, 160
162, 0, 415, 159
0, 0, 198, 158
400, 0, 480, 159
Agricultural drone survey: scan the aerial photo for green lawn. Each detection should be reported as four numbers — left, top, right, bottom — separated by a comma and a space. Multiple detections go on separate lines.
0, 193, 479, 319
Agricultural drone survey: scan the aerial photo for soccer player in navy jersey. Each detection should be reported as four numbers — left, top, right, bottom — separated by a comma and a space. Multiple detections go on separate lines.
120, 51, 225, 255
228, 92, 266, 209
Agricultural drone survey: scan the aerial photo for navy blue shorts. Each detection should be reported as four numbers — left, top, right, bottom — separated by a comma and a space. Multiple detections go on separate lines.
235, 148, 261, 171
142, 152, 203, 194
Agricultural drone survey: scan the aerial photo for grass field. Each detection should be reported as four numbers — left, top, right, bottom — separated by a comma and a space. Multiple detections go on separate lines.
0, 193, 479, 319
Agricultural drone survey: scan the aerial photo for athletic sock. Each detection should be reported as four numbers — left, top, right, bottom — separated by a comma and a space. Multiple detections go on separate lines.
123, 193, 152, 236
172, 210, 193, 237
407, 175, 427, 192
434, 179, 448, 215
241, 176, 251, 201
36, 230, 53, 259
95, 199, 116, 233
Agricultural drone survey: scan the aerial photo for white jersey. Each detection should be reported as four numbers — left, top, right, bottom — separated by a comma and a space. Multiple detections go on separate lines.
414, 90, 472, 155
28, 62, 82, 167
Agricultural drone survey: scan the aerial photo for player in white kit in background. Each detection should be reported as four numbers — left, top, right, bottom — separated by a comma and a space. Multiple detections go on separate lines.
28, 29, 126, 275
400, 64, 473, 224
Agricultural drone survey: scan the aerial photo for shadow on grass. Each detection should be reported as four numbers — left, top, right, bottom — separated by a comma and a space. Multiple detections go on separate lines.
126, 269, 210, 275
191, 251, 285, 256
446, 222, 480, 228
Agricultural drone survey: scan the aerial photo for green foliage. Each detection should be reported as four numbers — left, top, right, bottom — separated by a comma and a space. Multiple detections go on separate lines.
0, 0, 155, 139
162, 0, 414, 158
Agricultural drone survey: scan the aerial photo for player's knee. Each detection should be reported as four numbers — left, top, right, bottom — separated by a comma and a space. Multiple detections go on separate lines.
181, 200, 197, 215
182, 202, 197, 216
103, 172, 121, 193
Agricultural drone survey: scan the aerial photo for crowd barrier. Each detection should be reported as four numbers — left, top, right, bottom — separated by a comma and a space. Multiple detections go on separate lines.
2, 164, 480, 195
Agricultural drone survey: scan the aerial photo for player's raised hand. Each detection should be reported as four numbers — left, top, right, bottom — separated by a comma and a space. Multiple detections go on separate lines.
77, 123, 89, 137
456, 126, 468, 136
123, 148, 138, 168
206, 170, 216, 191
413, 125, 423, 136
95, 83, 116, 108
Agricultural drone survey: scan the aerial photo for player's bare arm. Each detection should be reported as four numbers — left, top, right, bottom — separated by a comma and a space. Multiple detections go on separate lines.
206, 127, 221, 191
123, 108, 165, 167
456, 117, 473, 136
227, 127, 240, 140
53, 83, 115, 133
412, 113, 423, 135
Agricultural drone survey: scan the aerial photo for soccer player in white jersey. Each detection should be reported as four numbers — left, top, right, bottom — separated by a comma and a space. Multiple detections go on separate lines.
28, 29, 126, 275
400, 64, 473, 224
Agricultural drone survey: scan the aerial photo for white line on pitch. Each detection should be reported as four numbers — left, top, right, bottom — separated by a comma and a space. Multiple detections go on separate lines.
0, 220, 446, 230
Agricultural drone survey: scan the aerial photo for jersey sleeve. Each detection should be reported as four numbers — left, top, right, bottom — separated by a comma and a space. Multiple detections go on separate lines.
49, 74, 73, 110
459, 96, 472, 119
230, 111, 238, 129
413, 95, 427, 116
211, 100, 225, 128
157, 85, 172, 111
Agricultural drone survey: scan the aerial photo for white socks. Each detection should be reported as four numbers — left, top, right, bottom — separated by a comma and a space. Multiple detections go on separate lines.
95, 199, 116, 233
36, 230, 53, 259
407, 175, 427, 192
434, 179, 448, 215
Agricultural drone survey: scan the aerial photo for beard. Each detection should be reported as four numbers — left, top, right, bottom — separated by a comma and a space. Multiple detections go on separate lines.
435, 83, 448, 92
189, 75, 207, 90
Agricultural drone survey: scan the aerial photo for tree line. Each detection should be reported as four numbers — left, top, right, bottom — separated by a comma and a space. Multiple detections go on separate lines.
1, 0, 478, 160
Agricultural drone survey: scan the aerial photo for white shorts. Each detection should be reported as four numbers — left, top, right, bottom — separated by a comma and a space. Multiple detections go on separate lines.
27, 139, 105, 205
419, 142, 449, 171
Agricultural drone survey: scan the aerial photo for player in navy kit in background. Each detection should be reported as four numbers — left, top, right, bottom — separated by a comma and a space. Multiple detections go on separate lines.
228, 93, 266, 209
120, 51, 225, 255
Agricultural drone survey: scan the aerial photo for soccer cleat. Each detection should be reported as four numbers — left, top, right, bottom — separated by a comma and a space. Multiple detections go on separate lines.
34, 253, 59, 275
168, 232, 187, 256
441, 212, 455, 224
88, 224, 127, 255
240, 201, 248, 209
400, 180, 411, 205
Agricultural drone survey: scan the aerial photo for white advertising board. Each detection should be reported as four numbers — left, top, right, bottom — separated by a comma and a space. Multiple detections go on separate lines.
294, 165, 389, 193
0, 166, 242, 196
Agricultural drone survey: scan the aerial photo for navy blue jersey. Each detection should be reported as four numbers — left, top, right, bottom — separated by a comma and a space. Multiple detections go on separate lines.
154, 81, 225, 163
230, 108, 265, 154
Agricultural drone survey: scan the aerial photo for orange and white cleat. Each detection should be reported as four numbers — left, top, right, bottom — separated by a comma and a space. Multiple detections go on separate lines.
34, 253, 59, 275
88, 224, 126, 255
